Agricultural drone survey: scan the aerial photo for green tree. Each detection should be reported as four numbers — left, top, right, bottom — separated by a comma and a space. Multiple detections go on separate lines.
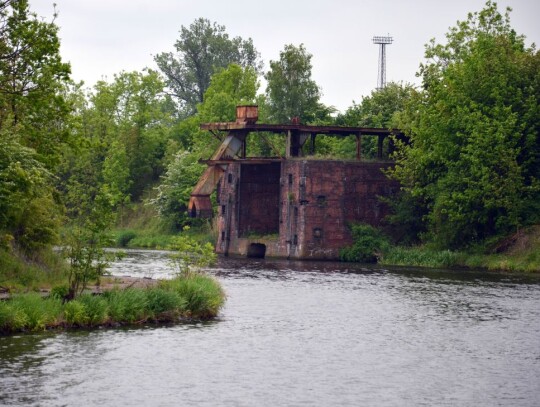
265, 44, 321, 124
155, 18, 261, 116
72, 70, 174, 201
390, 1, 540, 248
321, 82, 414, 159
152, 63, 260, 228
0, 0, 71, 169
0, 1, 71, 252
151, 151, 205, 229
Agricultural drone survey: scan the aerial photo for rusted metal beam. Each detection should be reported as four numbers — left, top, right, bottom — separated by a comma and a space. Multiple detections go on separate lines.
201, 122, 403, 137
200, 158, 282, 165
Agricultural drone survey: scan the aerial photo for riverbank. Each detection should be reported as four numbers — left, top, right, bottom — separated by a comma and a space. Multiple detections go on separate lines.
0, 273, 225, 334
380, 226, 540, 273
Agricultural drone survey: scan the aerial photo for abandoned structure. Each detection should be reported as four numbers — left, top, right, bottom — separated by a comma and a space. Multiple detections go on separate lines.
189, 106, 404, 260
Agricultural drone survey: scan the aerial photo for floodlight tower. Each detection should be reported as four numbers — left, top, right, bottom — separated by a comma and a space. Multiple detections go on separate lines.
372, 35, 393, 90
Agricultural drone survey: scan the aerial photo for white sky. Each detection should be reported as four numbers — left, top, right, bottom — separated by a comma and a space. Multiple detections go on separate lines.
31, 0, 540, 113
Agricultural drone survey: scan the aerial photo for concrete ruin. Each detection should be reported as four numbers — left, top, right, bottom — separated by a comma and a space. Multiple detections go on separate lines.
189, 106, 404, 260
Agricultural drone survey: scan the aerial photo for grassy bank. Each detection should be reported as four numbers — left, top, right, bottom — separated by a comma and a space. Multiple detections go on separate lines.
0, 273, 225, 334
380, 226, 540, 272
0, 248, 68, 293
341, 224, 540, 273
112, 200, 216, 249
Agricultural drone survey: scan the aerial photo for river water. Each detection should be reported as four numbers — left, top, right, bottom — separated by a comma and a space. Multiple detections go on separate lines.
1, 250, 539, 406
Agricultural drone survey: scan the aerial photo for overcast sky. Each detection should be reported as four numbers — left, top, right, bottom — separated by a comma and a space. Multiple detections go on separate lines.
31, 0, 539, 113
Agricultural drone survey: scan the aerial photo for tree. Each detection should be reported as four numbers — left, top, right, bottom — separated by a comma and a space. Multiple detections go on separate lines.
324, 82, 414, 159
72, 70, 174, 201
155, 18, 261, 116
0, 1, 71, 252
0, 0, 71, 169
390, 1, 540, 249
197, 63, 258, 123
152, 63, 260, 228
265, 44, 321, 124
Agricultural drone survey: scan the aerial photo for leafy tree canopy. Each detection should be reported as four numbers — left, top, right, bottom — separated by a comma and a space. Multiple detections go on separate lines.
155, 18, 261, 117
390, 1, 540, 249
0, 0, 71, 251
264, 44, 322, 124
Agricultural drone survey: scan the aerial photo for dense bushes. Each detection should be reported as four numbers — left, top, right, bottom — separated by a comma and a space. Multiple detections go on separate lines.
0, 274, 225, 334
340, 224, 390, 263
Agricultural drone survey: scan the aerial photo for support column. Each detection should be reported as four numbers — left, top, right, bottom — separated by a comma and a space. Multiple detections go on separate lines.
377, 135, 384, 159
356, 132, 362, 160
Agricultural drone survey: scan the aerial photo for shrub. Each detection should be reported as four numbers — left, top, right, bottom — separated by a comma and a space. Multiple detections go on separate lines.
116, 230, 137, 247
10, 294, 62, 331
104, 289, 148, 323
50, 284, 70, 300
63, 300, 88, 326
340, 224, 390, 263
146, 288, 186, 320
78, 294, 109, 325
161, 274, 225, 319
0, 301, 28, 332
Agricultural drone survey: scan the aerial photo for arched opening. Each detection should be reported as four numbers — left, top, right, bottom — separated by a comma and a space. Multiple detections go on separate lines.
190, 203, 197, 218
247, 243, 266, 259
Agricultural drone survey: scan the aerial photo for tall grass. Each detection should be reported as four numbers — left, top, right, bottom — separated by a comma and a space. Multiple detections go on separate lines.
0, 247, 68, 292
382, 246, 461, 268
160, 274, 225, 319
0, 273, 226, 334
0, 294, 62, 331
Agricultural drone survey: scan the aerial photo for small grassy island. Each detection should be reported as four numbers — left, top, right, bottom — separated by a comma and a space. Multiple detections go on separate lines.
0, 236, 225, 335
0, 274, 225, 334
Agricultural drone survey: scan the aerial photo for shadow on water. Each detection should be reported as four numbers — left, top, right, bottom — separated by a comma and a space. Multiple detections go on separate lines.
213, 255, 540, 285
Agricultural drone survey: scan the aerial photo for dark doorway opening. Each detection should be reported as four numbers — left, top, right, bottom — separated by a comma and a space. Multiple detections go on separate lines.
238, 162, 281, 237
247, 243, 266, 258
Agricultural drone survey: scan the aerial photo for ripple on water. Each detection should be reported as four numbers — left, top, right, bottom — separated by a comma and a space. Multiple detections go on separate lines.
1, 252, 539, 407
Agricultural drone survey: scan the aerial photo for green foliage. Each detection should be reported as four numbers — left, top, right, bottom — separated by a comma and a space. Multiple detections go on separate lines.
197, 63, 259, 122
0, 134, 61, 252
151, 151, 206, 229
159, 274, 225, 319
265, 44, 322, 124
145, 288, 186, 319
63, 300, 87, 326
168, 233, 217, 275
116, 230, 137, 247
68, 70, 173, 202
0, 300, 28, 332
382, 247, 461, 268
390, 1, 540, 249
0, 247, 67, 292
155, 18, 261, 116
104, 289, 148, 324
340, 224, 390, 263
0, 267, 225, 333
0, 0, 71, 169
335, 82, 414, 159
50, 284, 69, 300
9, 293, 62, 331
78, 294, 109, 325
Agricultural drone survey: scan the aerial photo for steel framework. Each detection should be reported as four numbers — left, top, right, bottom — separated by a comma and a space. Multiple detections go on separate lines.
372, 35, 393, 90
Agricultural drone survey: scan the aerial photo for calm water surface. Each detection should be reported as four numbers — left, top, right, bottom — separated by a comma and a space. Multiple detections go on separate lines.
1, 250, 539, 406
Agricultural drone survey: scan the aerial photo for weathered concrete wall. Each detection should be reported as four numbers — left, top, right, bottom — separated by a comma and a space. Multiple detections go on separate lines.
216, 159, 398, 260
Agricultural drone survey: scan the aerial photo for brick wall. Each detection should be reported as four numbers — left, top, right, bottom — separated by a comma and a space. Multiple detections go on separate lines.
216, 159, 398, 260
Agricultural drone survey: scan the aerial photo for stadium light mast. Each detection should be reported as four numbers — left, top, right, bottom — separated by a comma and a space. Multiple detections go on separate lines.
372, 35, 393, 90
